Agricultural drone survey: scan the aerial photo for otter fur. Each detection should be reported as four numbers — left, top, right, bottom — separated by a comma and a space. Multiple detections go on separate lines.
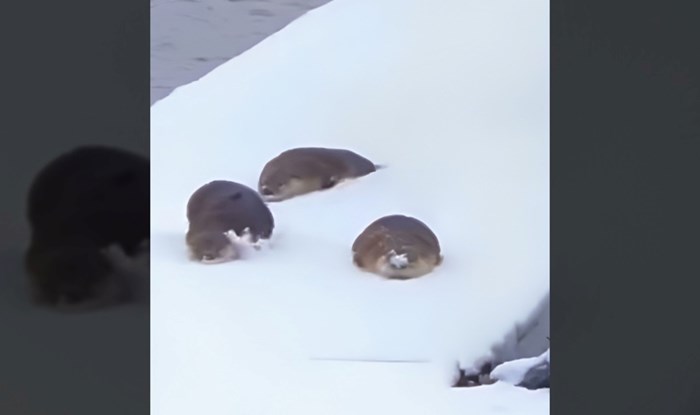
186, 180, 274, 263
258, 147, 383, 202
352, 214, 443, 280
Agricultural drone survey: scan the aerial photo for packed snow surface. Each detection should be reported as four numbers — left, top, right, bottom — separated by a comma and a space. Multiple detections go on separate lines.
150, 0, 549, 413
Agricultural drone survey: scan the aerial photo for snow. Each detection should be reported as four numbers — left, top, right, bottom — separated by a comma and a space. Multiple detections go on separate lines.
388, 251, 409, 268
492, 349, 551, 386
151, 0, 549, 413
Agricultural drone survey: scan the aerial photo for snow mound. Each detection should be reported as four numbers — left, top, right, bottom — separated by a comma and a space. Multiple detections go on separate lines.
151, 0, 549, 413
492, 349, 550, 386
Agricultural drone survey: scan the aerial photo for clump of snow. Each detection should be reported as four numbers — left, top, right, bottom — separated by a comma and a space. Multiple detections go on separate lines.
151, 0, 549, 413
388, 251, 409, 268
491, 348, 550, 386
233, 227, 268, 251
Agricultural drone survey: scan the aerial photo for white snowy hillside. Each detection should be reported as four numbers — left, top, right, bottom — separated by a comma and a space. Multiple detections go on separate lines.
150, 0, 549, 413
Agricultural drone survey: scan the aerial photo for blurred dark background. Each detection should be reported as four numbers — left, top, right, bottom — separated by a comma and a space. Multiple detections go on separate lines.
0, 1, 149, 414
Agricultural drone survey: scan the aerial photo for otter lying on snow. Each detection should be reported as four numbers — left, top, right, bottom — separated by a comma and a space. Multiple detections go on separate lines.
258, 147, 384, 202
352, 214, 443, 280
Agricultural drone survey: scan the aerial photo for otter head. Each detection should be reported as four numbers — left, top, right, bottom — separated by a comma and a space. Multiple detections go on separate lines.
258, 174, 310, 202
187, 232, 239, 264
258, 170, 311, 202
26, 245, 131, 311
375, 249, 439, 280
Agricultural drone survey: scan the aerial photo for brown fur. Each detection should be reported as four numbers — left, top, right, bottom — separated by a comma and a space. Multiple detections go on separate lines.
258, 147, 381, 202
185, 231, 239, 264
186, 180, 274, 263
352, 215, 443, 280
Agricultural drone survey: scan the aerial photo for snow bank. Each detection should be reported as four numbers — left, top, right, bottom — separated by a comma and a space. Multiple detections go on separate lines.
151, 0, 549, 413
492, 349, 551, 386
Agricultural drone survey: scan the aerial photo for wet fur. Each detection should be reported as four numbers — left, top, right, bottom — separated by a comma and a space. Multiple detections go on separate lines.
186, 180, 274, 263
25, 146, 149, 310
352, 215, 443, 280
258, 147, 381, 202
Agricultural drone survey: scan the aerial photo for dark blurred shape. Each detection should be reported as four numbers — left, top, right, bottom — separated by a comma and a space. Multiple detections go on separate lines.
0, 0, 149, 410
25, 146, 149, 311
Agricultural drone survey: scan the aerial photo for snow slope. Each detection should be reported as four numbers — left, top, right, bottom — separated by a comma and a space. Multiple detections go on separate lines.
151, 0, 549, 413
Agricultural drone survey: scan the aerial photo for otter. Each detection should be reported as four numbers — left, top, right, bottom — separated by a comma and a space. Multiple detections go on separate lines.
186, 180, 274, 263
352, 214, 443, 280
258, 147, 383, 202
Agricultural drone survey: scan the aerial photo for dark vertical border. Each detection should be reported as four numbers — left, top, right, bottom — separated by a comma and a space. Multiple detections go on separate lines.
552, 1, 700, 414
0, 0, 149, 414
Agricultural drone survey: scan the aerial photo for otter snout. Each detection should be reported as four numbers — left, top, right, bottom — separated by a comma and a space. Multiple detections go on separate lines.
198, 243, 239, 264
187, 232, 239, 264
259, 185, 274, 196
375, 250, 436, 280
